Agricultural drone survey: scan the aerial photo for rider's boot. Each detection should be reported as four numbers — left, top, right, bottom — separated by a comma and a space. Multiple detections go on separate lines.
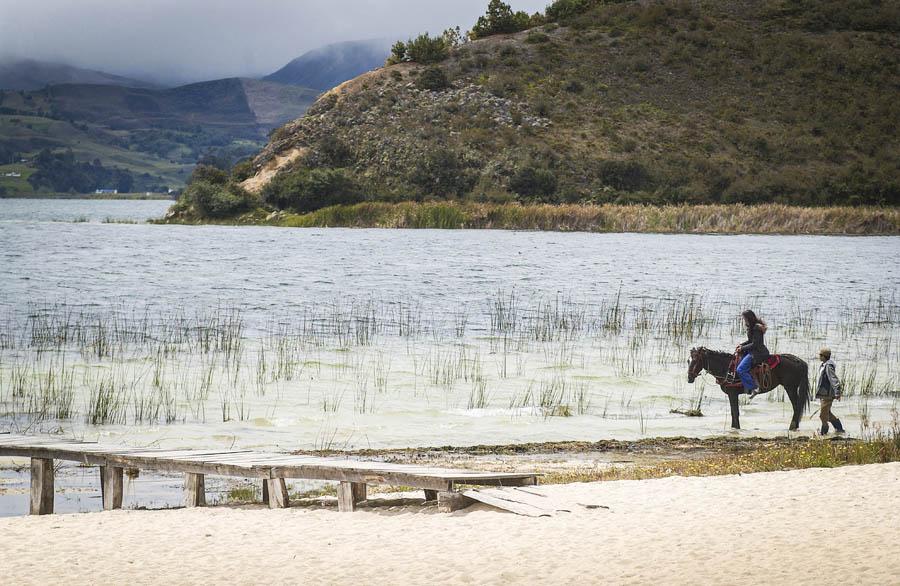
747, 388, 759, 399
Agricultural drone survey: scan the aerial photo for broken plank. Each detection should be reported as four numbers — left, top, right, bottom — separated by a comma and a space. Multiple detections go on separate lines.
461, 487, 564, 517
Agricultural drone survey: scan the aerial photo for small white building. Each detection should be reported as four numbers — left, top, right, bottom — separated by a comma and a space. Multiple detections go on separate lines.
95, 189, 118, 195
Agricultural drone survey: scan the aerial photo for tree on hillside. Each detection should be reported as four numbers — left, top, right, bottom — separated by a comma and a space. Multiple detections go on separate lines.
470, 0, 534, 39
386, 33, 451, 65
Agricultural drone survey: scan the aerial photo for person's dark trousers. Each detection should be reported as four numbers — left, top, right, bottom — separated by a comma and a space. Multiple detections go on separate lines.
819, 397, 844, 434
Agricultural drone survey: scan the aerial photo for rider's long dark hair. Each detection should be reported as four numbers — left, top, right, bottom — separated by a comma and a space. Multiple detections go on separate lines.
742, 310, 767, 333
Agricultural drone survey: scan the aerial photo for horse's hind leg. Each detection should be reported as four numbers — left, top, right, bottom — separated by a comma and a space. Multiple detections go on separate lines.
785, 384, 800, 431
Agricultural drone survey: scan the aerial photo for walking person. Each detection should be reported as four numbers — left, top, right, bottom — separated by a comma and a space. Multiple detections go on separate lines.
735, 310, 770, 398
816, 348, 845, 435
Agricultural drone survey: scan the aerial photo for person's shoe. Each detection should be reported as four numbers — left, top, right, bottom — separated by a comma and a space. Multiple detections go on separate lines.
820, 424, 830, 436
746, 388, 759, 399
834, 420, 845, 434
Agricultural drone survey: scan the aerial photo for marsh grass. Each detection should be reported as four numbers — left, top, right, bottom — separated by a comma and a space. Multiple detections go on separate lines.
0, 289, 895, 429
273, 203, 900, 235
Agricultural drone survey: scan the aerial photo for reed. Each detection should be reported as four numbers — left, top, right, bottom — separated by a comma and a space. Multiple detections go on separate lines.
274, 203, 900, 235
1, 288, 896, 431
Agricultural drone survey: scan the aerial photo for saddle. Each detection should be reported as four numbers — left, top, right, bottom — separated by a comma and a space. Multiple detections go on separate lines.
721, 354, 781, 391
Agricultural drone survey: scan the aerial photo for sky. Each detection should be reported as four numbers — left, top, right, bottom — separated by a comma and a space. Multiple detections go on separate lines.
0, 0, 550, 86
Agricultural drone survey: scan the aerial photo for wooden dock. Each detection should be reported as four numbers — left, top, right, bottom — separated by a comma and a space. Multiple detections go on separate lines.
0, 434, 538, 516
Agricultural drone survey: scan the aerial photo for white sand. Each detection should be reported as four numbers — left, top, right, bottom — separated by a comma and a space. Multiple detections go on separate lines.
1, 463, 898, 585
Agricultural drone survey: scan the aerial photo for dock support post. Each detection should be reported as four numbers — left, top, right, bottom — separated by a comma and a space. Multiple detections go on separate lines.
184, 473, 206, 507
337, 481, 366, 512
438, 491, 475, 513
100, 466, 124, 511
265, 478, 290, 509
30, 458, 54, 515
424, 489, 438, 502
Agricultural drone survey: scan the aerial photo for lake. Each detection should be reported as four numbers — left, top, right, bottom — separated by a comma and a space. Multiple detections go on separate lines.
1, 199, 898, 456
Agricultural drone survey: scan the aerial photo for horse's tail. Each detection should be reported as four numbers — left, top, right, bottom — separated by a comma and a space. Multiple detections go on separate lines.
797, 358, 811, 416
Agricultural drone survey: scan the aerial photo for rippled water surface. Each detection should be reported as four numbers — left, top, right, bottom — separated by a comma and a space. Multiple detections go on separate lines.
1, 199, 898, 455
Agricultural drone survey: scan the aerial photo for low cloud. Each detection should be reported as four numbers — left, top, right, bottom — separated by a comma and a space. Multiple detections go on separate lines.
0, 0, 549, 85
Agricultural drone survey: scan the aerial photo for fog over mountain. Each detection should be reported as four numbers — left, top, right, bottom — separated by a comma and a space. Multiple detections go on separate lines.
0, 0, 548, 86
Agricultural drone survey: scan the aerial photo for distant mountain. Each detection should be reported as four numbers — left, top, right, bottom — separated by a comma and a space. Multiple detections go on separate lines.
264, 39, 392, 91
0, 59, 158, 91
12, 78, 319, 134
0, 78, 319, 193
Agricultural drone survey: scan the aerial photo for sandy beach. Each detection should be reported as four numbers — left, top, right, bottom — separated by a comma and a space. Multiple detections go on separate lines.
1, 462, 897, 585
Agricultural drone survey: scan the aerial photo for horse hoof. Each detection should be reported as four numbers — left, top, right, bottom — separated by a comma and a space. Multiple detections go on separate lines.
789, 426, 799, 432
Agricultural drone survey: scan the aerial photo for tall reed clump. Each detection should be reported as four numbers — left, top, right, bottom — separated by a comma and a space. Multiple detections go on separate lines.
274, 203, 900, 235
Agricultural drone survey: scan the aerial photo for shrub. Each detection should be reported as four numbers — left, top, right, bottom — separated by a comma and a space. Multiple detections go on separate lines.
189, 164, 228, 186
565, 80, 585, 93
231, 159, 255, 183
183, 180, 255, 218
318, 136, 354, 167
596, 160, 652, 191
525, 31, 551, 44
263, 168, 366, 213
509, 165, 558, 199
386, 41, 408, 66
406, 33, 450, 64
470, 0, 534, 39
546, 0, 598, 22
416, 67, 450, 91
408, 149, 478, 197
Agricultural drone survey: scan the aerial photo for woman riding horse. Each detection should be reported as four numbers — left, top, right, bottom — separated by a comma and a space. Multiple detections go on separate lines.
736, 310, 769, 398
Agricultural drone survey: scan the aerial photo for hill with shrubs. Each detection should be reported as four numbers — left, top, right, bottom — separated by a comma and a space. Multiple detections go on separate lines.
169, 0, 900, 224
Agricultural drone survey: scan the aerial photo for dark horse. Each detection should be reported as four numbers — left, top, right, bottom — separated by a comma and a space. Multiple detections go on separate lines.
688, 347, 810, 430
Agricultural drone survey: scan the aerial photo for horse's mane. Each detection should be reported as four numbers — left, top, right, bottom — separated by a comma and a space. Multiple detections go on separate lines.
696, 347, 734, 360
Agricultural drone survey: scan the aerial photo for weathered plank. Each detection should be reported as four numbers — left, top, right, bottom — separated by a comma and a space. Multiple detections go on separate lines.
100, 466, 124, 511
265, 478, 290, 509
29, 458, 54, 515
462, 487, 566, 517
184, 473, 206, 508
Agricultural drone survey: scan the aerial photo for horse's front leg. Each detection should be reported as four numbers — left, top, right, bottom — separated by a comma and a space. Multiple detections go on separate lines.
727, 389, 741, 430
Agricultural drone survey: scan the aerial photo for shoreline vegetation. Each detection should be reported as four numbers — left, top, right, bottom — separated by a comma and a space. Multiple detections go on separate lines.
291, 429, 900, 489
159, 202, 900, 235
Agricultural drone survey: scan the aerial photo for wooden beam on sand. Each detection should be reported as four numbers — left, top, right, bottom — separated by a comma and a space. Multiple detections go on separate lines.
29, 458, 54, 515
100, 466, 124, 511
184, 473, 206, 508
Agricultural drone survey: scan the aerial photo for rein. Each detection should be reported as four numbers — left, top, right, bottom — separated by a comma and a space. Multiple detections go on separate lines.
694, 348, 741, 389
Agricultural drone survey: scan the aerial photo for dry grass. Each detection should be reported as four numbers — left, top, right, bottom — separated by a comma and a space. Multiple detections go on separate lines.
276, 202, 899, 235
542, 425, 900, 485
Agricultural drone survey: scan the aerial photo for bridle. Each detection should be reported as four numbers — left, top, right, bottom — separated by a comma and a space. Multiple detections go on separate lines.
688, 347, 707, 382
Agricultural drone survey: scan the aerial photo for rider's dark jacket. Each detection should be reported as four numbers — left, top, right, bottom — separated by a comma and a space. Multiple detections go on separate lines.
739, 323, 770, 364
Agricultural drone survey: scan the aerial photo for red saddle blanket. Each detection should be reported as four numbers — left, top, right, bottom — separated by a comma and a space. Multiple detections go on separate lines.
728, 354, 781, 372
721, 354, 782, 390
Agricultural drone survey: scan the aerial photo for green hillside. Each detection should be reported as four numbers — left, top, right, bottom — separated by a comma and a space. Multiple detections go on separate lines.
220, 0, 898, 216
0, 78, 318, 195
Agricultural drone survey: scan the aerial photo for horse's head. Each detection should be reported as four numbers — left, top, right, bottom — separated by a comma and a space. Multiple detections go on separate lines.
687, 347, 706, 383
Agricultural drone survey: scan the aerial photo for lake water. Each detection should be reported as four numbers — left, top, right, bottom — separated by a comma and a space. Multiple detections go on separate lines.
1, 199, 898, 456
